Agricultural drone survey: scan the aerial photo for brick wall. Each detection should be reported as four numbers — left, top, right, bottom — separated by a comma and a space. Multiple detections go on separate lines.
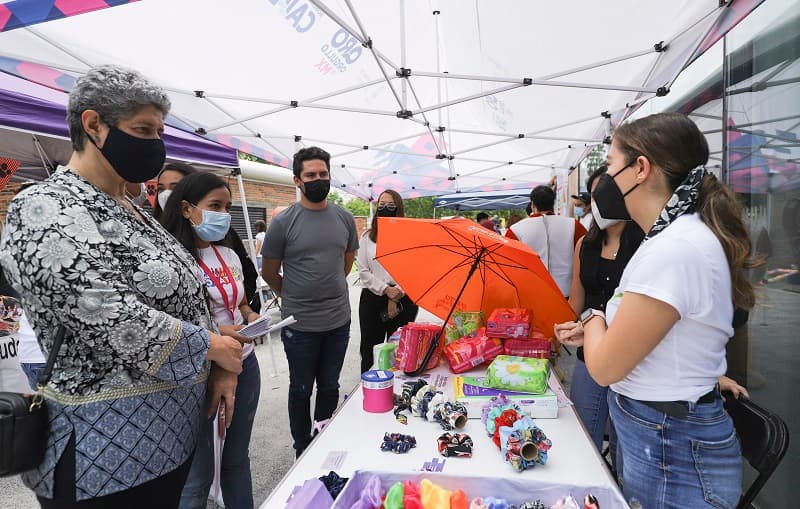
0, 182, 22, 227
227, 178, 297, 224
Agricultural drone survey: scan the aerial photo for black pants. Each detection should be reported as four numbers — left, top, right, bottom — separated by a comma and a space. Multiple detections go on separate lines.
38, 435, 193, 509
358, 289, 418, 373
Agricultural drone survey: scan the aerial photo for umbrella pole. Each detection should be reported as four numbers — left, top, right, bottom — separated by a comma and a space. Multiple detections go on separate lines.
405, 248, 486, 376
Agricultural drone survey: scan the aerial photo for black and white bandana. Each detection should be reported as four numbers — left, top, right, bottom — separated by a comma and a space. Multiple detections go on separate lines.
645, 165, 708, 240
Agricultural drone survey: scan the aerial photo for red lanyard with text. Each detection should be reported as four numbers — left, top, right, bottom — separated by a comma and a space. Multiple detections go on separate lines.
197, 245, 238, 322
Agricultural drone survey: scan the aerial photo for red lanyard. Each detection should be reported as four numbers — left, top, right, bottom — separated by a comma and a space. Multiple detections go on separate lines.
197, 245, 239, 322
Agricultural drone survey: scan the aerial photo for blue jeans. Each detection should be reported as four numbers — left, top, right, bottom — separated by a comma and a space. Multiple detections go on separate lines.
570, 359, 618, 472
281, 321, 350, 455
179, 353, 261, 509
608, 389, 742, 509
21, 362, 46, 391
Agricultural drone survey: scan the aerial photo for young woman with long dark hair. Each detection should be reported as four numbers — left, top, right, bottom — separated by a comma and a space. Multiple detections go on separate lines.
555, 112, 759, 509
357, 189, 419, 372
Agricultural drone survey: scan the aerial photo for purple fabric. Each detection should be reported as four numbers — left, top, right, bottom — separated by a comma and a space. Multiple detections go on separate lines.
0, 73, 238, 168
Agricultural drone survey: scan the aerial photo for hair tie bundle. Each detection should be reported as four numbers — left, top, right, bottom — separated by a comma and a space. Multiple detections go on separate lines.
380, 432, 417, 454
394, 379, 428, 424
432, 401, 469, 430
437, 432, 474, 458
481, 396, 552, 472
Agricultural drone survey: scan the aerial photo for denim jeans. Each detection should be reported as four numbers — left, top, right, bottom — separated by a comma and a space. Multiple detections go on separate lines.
179, 353, 261, 509
608, 388, 742, 509
21, 362, 46, 391
570, 359, 618, 473
281, 321, 350, 456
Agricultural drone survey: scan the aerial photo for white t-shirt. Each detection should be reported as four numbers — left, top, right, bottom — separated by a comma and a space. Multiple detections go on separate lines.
198, 245, 253, 358
607, 214, 733, 402
17, 311, 45, 364
357, 231, 404, 297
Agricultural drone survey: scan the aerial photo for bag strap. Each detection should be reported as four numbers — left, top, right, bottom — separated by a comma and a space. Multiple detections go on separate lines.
36, 325, 66, 389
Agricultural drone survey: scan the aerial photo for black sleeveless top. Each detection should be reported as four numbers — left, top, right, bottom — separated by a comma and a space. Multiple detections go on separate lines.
576, 222, 645, 360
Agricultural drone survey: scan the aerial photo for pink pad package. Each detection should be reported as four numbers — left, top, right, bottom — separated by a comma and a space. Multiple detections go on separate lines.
485, 308, 531, 338
396, 322, 444, 372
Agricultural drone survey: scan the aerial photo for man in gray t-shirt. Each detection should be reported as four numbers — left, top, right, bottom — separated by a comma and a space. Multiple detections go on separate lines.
261, 146, 358, 456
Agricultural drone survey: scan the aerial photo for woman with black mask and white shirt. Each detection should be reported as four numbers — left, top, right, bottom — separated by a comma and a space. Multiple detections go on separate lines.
555, 113, 758, 509
357, 189, 419, 373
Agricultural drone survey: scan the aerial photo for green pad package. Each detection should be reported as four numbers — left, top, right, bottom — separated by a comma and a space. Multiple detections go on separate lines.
486, 355, 550, 394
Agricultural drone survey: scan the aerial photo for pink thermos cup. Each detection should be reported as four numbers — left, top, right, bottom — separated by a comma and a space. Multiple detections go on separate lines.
361, 370, 394, 413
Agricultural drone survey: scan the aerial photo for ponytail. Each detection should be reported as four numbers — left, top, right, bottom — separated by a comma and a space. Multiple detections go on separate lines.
696, 173, 762, 310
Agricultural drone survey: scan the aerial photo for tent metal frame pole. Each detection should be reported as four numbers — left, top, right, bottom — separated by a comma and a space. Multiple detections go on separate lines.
447, 127, 601, 143
411, 70, 662, 93
411, 70, 529, 84
331, 131, 429, 158
308, 138, 442, 160
432, 6, 456, 184
456, 146, 571, 179
399, 0, 407, 110
193, 76, 390, 105
25, 27, 94, 68
533, 79, 659, 94
199, 76, 391, 132
204, 97, 292, 161
205, 97, 289, 159
0, 50, 87, 74
456, 156, 555, 168
412, 83, 525, 116
205, 98, 399, 133
537, 47, 658, 81
308, 0, 399, 71
665, 8, 728, 92
342, 0, 404, 109
405, 75, 447, 159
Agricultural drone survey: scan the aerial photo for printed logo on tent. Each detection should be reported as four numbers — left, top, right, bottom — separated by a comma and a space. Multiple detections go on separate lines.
266, 0, 362, 75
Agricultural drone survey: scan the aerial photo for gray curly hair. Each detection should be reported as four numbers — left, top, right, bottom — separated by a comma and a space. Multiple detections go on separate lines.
67, 65, 171, 151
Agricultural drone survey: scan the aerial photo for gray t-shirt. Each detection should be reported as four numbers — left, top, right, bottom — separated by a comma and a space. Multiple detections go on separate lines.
262, 202, 358, 331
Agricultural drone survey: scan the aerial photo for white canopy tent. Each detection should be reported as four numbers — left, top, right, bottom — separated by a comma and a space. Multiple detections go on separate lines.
0, 0, 763, 201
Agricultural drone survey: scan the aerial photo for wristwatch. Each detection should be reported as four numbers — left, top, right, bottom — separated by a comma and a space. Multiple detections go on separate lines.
580, 308, 606, 326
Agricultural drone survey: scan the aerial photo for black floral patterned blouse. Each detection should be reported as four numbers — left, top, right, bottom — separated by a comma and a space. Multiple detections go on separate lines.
0, 168, 214, 500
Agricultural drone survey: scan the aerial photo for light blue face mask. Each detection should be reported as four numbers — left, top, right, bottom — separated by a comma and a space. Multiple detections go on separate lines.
573, 205, 586, 218
191, 205, 231, 242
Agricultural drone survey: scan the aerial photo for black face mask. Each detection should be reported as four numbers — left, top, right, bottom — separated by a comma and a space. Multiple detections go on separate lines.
301, 178, 330, 203
376, 207, 397, 217
91, 125, 166, 183
591, 163, 640, 221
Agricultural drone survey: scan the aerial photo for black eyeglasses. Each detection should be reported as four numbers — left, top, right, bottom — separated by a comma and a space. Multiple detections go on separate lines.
377, 203, 397, 211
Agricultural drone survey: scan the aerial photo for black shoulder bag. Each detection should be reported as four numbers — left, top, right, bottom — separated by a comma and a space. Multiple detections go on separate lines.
0, 325, 65, 477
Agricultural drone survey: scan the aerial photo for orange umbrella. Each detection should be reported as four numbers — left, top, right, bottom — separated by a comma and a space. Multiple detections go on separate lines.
376, 216, 575, 373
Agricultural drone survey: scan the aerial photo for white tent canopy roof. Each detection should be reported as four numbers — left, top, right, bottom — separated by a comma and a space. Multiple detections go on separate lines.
0, 0, 763, 199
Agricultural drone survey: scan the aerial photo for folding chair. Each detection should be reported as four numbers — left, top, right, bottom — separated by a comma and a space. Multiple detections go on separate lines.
724, 394, 790, 509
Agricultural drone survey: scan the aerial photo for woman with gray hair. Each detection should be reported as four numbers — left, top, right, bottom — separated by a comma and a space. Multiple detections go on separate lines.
0, 65, 243, 508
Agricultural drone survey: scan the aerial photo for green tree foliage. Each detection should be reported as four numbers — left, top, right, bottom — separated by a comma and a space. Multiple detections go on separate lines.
345, 198, 371, 217
238, 151, 268, 164
403, 196, 436, 218
327, 191, 345, 206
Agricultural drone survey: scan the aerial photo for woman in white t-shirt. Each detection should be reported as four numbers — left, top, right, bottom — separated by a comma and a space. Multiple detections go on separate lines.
555, 113, 758, 509
160, 172, 261, 509
357, 189, 419, 372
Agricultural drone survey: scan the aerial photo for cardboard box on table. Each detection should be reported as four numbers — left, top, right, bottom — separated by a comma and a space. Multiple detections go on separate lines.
332, 471, 629, 508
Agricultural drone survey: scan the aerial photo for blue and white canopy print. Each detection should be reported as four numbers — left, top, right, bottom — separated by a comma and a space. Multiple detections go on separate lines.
0, 0, 764, 199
